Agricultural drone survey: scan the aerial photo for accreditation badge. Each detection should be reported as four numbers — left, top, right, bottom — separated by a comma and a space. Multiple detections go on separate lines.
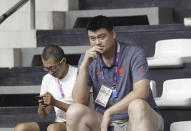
95, 84, 112, 107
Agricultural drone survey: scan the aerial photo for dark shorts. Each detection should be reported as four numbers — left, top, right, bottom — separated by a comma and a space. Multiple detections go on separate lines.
37, 121, 53, 131
37, 121, 66, 131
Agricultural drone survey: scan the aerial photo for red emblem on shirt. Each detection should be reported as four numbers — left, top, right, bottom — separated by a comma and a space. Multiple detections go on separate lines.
96, 72, 101, 76
118, 68, 124, 74
141, 66, 145, 75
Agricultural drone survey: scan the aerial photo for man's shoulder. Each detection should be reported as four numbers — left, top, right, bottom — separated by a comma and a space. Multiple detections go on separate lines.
42, 73, 53, 81
120, 41, 142, 48
119, 42, 143, 54
68, 65, 78, 73
69, 64, 77, 69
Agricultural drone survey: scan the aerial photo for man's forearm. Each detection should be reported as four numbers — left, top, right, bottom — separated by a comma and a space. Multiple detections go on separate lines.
106, 89, 148, 116
54, 99, 70, 111
73, 66, 90, 105
107, 79, 149, 115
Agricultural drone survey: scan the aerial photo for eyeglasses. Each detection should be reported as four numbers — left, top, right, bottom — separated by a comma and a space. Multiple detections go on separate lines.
43, 58, 64, 72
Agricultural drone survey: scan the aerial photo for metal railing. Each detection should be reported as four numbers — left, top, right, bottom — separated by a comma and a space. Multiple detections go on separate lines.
0, 0, 35, 29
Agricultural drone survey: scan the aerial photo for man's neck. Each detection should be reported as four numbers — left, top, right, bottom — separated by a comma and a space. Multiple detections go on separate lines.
59, 64, 69, 79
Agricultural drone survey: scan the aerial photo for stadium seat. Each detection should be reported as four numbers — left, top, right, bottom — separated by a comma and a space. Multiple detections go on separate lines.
170, 121, 191, 131
184, 17, 191, 27
150, 80, 157, 97
147, 39, 191, 68
154, 78, 191, 109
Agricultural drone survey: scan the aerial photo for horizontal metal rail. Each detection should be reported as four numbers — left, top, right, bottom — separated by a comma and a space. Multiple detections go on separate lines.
0, 0, 30, 24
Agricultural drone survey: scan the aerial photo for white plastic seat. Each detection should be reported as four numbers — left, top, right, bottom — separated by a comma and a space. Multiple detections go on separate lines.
150, 80, 157, 98
170, 121, 191, 131
154, 78, 191, 109
147, 39, 191, 68
184, 17, 191, 27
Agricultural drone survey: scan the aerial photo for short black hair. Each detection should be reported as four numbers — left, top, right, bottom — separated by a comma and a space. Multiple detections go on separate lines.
86, 15, 113, 32
41, 45, 65, 62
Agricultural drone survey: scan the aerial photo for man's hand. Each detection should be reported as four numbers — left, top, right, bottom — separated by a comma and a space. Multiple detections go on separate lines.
38, 98, 47, 109
81, 46, 103, 69
38, 92, 53, 118
101, 110, 112, 131
41, 92, 56, 106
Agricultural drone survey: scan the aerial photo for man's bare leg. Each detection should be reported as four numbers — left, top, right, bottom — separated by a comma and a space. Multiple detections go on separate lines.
15, 122, 40, 131
47, 122, 66, 131
127, 99, 164, 131
66, 103, 102, 131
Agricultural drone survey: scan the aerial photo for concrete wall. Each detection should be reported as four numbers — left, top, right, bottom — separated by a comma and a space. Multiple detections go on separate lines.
0, 0, 79, 30
0, 48, 21, 67
0, 0, 79, 67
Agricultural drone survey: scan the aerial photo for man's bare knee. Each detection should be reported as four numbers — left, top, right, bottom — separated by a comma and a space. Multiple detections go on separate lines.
66, 103, 94, 130
15, 123, 26, 131
66, 104, 89, 126
15, 123, 34, 131
15, 122, 39, 131
128, 99, 148, 117
67, 103, 88, 119
47, 123, 66, 131
47, 124, 56, 131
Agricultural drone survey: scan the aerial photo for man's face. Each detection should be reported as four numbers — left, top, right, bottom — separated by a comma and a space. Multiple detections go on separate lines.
88, 28, 116, 54
42, 57, 64, 79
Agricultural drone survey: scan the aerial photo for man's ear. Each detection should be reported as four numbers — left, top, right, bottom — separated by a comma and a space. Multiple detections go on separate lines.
112, 29, 116, 39
62, 57, 67, 64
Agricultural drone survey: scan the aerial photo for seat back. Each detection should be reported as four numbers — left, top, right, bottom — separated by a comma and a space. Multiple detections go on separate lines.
150, 80, 157, 97
162, 78, 191, 100
170, 121, 191, 131
154, 39, 191, 58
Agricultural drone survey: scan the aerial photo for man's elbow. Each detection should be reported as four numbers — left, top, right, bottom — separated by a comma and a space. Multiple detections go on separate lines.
141, 90, 149, 100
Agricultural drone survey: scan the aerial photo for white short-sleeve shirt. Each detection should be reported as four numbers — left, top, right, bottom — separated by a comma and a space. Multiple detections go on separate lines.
40, 65, 77, 122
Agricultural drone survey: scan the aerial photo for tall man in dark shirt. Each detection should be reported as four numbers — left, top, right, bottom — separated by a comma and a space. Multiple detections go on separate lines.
66, 15, 164, 131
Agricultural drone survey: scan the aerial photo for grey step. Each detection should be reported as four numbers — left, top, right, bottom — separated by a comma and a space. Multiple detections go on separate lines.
79, 0, 191, 23
0, 106, 55, 128
37, 24, 191, 54
0, 67, 46, 86
0, 94, 39, 106
0, 85, 40, 94
64, 7, 173, 29
0, 128, 14, 131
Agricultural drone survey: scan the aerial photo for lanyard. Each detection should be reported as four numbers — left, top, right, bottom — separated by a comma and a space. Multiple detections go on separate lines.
99, 43, 120, 88
57, 79, 65, 97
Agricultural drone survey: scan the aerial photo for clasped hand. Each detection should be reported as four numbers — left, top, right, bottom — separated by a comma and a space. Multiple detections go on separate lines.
81, 46, 103, 69
38, 92, 56, 108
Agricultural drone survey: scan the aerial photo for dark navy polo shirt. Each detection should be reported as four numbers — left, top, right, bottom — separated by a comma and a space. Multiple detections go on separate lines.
78, 42, 158, 120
